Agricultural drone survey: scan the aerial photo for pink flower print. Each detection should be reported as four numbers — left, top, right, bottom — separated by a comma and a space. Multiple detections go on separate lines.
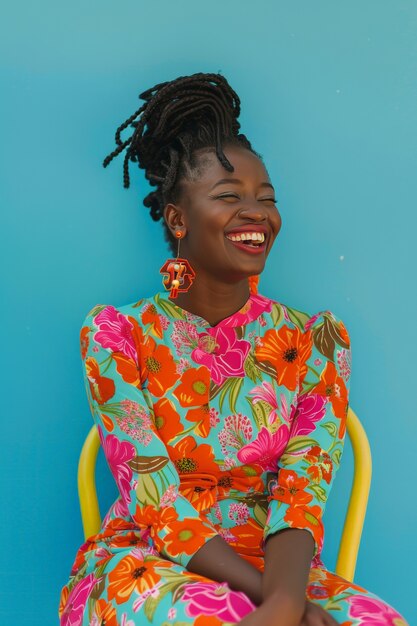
159, 484, 178, 507
132, 583, 161, 613
117, 400, 153, 445
249, 381, 278, 423
291, 394, 327, 437
220, 293, 272, 327
171, 320, 199, 357
280, 393, 298, 424
347, 594, 408, 625
219, 527, 238, 543
218, 413, 253, 457
314, 358, 322, 366
209, 407, 220, 427
98, 427, 135, 505
237, 424, 290, 471
249, 384, 297, 427
121, 615, 135, 626
191, 327, 251, 385
159, 315, 170, 330
167, 608, 177, 620
337, 348, 351, 383
176, 357, 190, 375
60, 573, 100, 626
213, 502, 223, 523
94, 306, 137, 362
304, 311, 328, 331
228, 502, 250, 525
182, 581, 255, 621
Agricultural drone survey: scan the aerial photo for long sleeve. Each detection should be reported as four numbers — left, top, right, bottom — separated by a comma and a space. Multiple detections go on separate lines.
80, 304, 219, 567
263, 309, 351, 558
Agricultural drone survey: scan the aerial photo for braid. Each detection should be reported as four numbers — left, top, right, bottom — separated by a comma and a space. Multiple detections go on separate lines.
103, 72, 260, 252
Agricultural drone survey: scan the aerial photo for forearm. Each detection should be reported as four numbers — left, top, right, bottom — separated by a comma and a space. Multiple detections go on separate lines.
263, 528, 315, 622
187, 535, 263, 605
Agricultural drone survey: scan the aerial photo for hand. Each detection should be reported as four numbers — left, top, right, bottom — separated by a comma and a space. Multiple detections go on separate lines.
238, 593, 303, 626
299, 600, 339, 626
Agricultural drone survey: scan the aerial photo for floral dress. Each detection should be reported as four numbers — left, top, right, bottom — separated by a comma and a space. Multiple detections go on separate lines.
59, 290, 408, 626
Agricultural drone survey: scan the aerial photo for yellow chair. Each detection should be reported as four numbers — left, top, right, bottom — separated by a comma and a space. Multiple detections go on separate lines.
78, 406, 371, 582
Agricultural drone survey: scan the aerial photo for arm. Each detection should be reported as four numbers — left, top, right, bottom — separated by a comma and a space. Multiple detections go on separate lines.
81, 304, 219, 566
262, 310, 351, 618
188, 536, 263, 605
81, 304, 263, 603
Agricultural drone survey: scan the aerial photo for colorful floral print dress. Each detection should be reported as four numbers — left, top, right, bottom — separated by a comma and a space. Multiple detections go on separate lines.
59, 290, 408, 626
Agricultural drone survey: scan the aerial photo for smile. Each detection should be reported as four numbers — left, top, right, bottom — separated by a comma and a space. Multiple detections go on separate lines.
225, 232, 267, 254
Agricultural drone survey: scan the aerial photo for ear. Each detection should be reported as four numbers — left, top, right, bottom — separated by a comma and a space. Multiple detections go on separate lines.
163, 203, 186, 234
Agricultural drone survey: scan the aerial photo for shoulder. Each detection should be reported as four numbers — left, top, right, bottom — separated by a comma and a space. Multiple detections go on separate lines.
81, 295, 155, 330
263, 295, 350, 347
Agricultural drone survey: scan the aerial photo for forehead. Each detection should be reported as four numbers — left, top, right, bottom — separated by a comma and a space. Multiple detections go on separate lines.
184, 144, 271, 190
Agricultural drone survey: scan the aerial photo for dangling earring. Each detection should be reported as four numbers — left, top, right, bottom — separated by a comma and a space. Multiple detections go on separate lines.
159, 230, 196, 299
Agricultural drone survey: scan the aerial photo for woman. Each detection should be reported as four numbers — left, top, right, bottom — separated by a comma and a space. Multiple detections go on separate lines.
59, 73, 408, 626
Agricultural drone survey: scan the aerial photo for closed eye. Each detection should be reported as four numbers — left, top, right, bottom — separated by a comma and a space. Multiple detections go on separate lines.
213, 194, 277, 202
215, 193, 240, 200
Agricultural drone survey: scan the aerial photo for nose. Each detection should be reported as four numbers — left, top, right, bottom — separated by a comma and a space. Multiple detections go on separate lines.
237, 207, 267, 221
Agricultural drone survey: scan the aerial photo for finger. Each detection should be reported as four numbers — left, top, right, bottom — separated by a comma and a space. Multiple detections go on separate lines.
307, 602, 331, 626
324, 612, 339, 626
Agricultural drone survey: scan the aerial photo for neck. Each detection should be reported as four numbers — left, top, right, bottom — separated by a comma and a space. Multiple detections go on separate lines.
171, 276, 251, 327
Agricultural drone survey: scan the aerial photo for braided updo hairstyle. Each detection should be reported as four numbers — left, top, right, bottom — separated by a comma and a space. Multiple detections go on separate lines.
103, 72, 262, 261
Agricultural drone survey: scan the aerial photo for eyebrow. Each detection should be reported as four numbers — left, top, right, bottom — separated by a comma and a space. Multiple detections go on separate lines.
209, 178, 275, 192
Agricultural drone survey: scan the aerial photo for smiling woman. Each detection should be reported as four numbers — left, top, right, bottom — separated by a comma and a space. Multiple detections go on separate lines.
58, 73, 409, 626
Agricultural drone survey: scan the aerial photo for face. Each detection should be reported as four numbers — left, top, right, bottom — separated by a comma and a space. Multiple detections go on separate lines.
164, 144, 282, 283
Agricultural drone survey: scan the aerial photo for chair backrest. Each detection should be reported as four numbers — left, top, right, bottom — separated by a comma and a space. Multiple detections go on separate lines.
78, 406, 371, 582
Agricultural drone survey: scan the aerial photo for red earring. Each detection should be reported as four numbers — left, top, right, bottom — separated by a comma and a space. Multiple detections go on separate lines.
159, 230, 196, 299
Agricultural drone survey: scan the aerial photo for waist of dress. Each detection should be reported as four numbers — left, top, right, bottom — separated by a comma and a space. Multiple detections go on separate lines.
178, 471, 270, 509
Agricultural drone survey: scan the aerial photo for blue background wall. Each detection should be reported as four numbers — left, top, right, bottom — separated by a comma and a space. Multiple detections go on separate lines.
1, 1, 415, 624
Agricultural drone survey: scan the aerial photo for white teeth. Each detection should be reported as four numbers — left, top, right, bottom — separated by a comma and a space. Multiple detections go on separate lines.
226, 232, 265, 243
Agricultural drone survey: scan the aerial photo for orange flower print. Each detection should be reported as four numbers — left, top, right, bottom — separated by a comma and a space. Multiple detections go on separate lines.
179, 474, 217, 512
217, 468, 264, 499
195, 616, 224, 626
85, 357, 115, 404
226, 517, 264, 553
108, 553, 170, 604
308, 567, 366, 597
339, 320, 351, 349
271, 469, 314, 506
305, 446, 333, 484
92, 599, 118, 626
134, 504, 178, 535
140, 335, 179, 397
167, 435, 219, 475
153, 397, 184, 444
314, 361, 348, 436
173, 366, 210, 407
164, 517, 215, 556
255, 325, 312, 391
173, 367, 211, 436
58, 585, 69, 618
284, 503, 323, 549
185, 405, 211, 438
141, 303, 163, 339
80, 326, 90, 360
111, 352, 141, 387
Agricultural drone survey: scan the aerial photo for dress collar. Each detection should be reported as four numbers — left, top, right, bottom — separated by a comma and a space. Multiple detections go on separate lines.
155, 291, 273, 329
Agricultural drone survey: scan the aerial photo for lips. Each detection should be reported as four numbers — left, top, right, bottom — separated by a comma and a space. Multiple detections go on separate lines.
225, 236, 267, 255
225, 225, 268, 236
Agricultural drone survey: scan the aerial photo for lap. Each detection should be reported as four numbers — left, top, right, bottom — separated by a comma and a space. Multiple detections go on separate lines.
306, 567, 409, 625
59, 539, 409, 626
